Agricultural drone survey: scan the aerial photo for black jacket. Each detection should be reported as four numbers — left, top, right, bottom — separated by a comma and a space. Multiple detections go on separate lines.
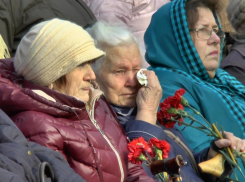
0, 109, 87, 182
0, 0, 96, 56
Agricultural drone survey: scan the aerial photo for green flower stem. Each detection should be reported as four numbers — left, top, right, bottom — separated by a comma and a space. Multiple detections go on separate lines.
187, 105, 212, 128
169, 107, 215, 135
156, 172, 168, 182
177, 111, 217, 136
212, 123, 237, 165
180, 97, 245, 180
173, 120, 212, 135
188, 117, 218, 137
155, 148, 167, 182
187, 105, 213, 128
177, 107, 218, 137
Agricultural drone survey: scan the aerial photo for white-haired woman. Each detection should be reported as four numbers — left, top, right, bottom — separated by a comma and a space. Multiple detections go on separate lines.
87, 22, 245, 182
0, 19, 153, 182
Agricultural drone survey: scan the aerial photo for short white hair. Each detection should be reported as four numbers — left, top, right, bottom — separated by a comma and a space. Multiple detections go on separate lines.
86, 21, 143, 74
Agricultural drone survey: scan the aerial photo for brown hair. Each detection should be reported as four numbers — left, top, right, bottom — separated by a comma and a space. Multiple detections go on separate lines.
53, 75, 67, 89
185, 0, 222, 29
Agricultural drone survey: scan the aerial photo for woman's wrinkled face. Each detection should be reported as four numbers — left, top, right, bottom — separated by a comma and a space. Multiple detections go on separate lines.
190, 8, 221, 78
55, 61, 96, 103
96, 44, 142, 107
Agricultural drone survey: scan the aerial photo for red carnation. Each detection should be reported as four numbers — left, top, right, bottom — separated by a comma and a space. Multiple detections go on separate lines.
170, 89, 185, 108
157, 89, 186, 128
149, 138, 171, 159
128, 137, 152, 164
128, 143, 145, 164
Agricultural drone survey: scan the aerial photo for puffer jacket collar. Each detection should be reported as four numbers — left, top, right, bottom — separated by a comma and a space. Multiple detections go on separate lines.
0, 58, 102, 117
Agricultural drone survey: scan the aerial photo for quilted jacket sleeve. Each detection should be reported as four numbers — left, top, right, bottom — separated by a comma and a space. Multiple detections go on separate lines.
126, 162, 154, 182
12, 111, 67, 159
0, 168, 26, 182
30, 142, 87, 182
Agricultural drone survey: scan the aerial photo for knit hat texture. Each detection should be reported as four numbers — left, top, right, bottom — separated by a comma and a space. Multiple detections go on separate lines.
14, 18, 105, 86
227, 0, 245, 34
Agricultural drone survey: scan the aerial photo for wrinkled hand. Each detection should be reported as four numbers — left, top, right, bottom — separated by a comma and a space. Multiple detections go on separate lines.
135, 70, 162, 125
207, 131, 245, 160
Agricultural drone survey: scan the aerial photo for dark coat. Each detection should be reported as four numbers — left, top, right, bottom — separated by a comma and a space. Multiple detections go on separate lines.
0, 108, 87, 182
0, 58, 153, 182
220, 42, 245, 85
0, 0, 96, 56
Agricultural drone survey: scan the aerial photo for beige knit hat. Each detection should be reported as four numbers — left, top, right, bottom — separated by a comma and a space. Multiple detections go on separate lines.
227, 0, 245, 34
14, 18, 105, 86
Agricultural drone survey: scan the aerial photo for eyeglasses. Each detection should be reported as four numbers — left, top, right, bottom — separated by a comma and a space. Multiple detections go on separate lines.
189, 26, 226, 44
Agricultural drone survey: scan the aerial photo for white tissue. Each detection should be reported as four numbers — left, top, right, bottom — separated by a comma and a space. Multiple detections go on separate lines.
137, 69, 148, 86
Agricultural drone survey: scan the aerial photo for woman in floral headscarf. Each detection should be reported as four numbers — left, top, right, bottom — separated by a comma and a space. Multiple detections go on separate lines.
144, 0, 245, 180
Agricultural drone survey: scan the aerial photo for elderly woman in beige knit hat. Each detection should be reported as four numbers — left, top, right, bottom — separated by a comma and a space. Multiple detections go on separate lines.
220, 0, 245, 85
0, 18, 153, 182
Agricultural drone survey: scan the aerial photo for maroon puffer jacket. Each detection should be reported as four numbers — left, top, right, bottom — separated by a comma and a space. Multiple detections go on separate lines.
0, 58, 154, 182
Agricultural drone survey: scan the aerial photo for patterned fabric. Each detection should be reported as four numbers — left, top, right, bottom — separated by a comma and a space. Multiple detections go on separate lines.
158, 67, 245, 130
169, 0, 245, 132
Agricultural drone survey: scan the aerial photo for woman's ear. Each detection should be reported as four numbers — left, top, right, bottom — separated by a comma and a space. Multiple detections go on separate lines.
48, 83, 54, 89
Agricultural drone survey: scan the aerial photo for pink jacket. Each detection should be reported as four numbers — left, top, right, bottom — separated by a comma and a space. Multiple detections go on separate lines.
84, 0, 170, 68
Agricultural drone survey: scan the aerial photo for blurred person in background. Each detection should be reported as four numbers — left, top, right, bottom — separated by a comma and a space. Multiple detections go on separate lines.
0, 0, 96, 56
220, 0, 245, 85
84, 0, 170, 68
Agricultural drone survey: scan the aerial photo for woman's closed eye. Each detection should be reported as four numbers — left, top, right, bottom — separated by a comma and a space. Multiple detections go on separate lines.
115, 70, 126, 75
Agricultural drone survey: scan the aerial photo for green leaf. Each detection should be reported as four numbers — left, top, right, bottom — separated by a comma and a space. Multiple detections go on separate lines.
219, 150, 238, 168
195, 126, 210, 130
219, 150, 245, 179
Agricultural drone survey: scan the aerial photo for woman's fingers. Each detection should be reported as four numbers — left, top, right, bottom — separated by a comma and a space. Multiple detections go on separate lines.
241, 140, 245, 151
214, 138, 230, 149
215, 131, 245, 152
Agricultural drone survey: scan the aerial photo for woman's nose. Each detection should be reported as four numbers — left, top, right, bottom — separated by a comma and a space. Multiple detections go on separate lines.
84, 65, 96, 81
209, 31, 221, 44
125, 72, 138, 87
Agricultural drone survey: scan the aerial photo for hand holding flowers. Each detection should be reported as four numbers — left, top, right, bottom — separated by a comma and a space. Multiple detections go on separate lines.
157, 88, 245, 181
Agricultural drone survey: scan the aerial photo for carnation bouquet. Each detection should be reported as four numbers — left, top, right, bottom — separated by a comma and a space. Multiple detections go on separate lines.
157, 89, 245, 181
128, 137, 185, 182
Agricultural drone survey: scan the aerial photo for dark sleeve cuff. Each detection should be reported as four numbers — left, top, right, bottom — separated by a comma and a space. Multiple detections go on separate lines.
194, 147, 219, 182
194, 147, 209, 164
124, 119, 168, 141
